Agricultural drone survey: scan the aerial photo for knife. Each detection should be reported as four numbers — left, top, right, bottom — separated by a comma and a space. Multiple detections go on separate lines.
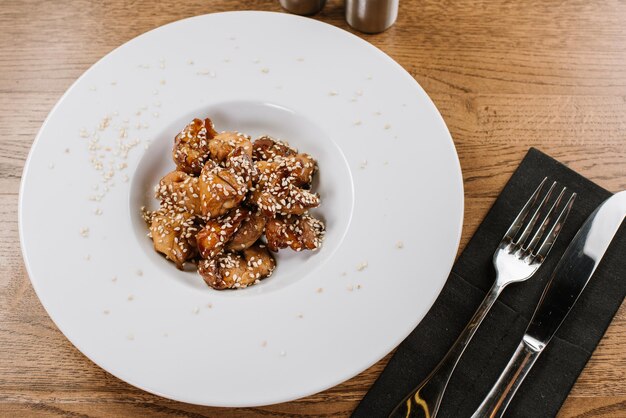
471, 190, 626, 418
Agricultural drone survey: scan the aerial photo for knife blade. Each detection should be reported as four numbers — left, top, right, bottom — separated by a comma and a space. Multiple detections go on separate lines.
472, 190, 626, 418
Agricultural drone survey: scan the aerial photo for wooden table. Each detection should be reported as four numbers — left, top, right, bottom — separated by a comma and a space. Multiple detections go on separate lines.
1, 0, 624, 416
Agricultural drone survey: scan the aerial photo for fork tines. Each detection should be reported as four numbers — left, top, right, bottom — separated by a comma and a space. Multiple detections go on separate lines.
503, 177, 576, 262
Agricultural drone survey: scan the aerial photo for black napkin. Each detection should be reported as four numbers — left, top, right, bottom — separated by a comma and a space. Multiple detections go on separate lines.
353, 148, 626, 418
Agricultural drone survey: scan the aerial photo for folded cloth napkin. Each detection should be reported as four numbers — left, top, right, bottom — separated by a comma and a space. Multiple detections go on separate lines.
352, 148, 626, 418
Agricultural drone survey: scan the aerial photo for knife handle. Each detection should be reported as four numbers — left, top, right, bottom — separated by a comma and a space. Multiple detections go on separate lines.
471, 337, 542, 418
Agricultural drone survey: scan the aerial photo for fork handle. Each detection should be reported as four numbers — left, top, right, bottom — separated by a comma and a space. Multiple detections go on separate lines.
471, 338, 542, 418
389, 282, 504, 418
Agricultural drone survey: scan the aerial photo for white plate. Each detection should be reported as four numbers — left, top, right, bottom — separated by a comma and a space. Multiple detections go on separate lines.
19, 11, 463, 407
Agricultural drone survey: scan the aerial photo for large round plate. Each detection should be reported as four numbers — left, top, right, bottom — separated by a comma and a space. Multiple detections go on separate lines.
19, 11, 463, 407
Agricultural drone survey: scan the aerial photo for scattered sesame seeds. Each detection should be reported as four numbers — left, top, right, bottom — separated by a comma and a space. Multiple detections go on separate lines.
136, 269, 143, 276
192, 307, 200, 314
356, 261, 368, 271
396, 241, 404, 249
127, 295, 134, 301
80, 227, 89, 238
94, 208, 103, 215
384, 123, 392, 130
79, 128, 89, 138
260, 67, 270, 74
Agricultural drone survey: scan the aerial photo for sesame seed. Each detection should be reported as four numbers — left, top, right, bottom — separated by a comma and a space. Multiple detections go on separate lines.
355, 90, 363, 96
111, 276, 117, 282
94, 208, 102, 215
384, 123, 392, 130
136, 269, 143, 276
127, 295, 134, 301
261, 340, 267, 347
192, 307, 199, 314
188, 59, 194, 65
48, 163, 54, 169
280, 350, 286, 357
160, 79, 166, 85
126, 333, 134, 341
261, 67, 269, 74
297, 313, 304, 319
347, 285, 354, 291
316, 287, 323, 293
329, 90, 338, 96
396, 241, 404, 249
80, 227, 89, 238
354, 120, 362, 126
103, 310, 110, 315
356, 261, 368, 271
84, 254, 91, 261
207, 303, 213, 309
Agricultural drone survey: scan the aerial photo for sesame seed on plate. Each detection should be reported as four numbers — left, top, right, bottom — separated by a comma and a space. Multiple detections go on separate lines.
127, 295, 134, 301
103, 310, 110, 315
384, 123, 392, 130
80, 227, 89, 238
280, 350, 286, 357
261, 340, 267, 347
261, 67, 270, 74
136, 269, 143, 276
356, 261, 368, 271
396, 241, 404, 249
316, 287, 323, 293
126, 333, 134, 341
192, 307, 199, 314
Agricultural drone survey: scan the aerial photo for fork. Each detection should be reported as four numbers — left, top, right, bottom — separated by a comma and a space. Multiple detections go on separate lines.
388, 178, 576, 418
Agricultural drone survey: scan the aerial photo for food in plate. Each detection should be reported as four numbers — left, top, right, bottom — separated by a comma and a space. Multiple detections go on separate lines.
144, 117, 324, 289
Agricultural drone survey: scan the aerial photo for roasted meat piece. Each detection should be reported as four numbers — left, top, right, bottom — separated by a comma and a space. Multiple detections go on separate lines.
226, 209, 266, 251
198, 243, 276, 289
265, 213, 324, 252
150, 209, 198, 268
196, 207, 249, 259
172, 118, 217, 175
209, 131, 253, 163
156, 171, 201, 214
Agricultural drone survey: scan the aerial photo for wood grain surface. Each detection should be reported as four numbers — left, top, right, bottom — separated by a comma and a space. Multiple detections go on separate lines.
1, 0, 625, 416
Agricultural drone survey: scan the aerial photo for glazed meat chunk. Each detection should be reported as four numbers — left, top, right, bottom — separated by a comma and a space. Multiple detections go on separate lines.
173, 118, 217, 175
157, 171, 201, 214
150, 209, 198, 269
265, 213, 324, 252
198, 243, 276, 289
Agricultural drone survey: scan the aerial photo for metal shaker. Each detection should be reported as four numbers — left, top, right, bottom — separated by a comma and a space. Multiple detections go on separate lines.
279, 0, 327, 15
345, 0, 399, 33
